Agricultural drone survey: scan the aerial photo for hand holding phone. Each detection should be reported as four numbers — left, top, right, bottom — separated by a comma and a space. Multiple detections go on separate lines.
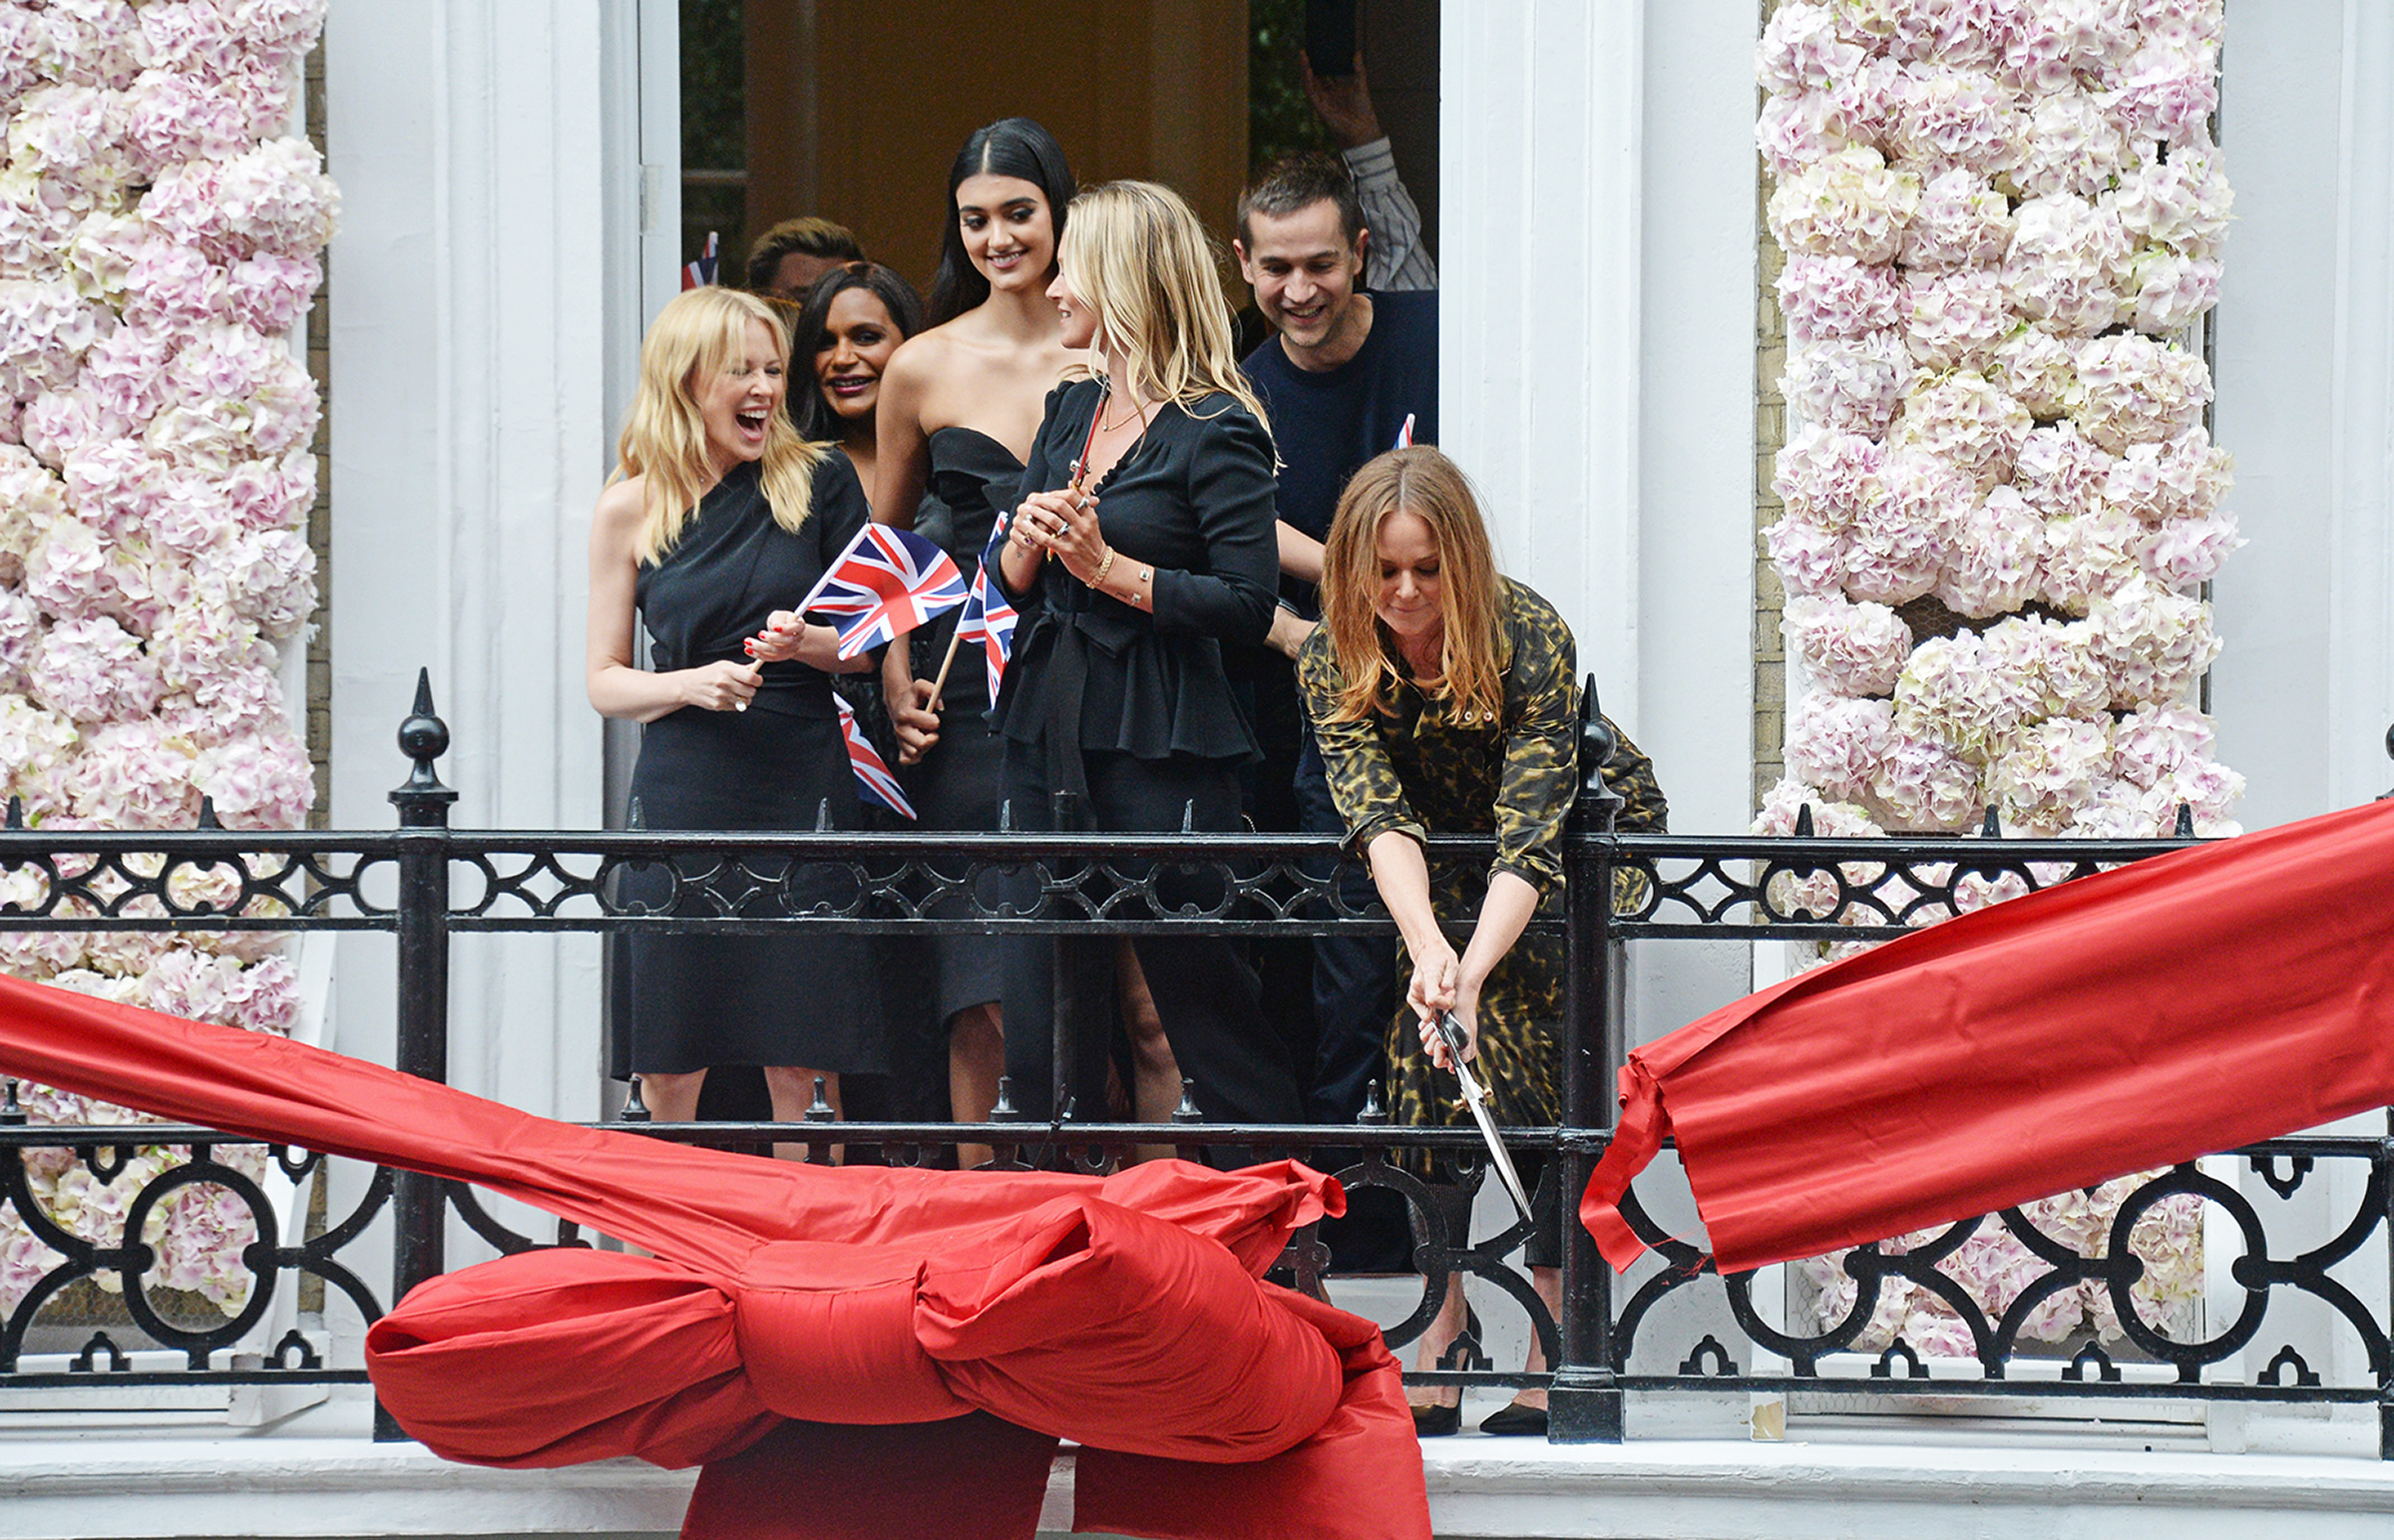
1304, 0, 1359, 79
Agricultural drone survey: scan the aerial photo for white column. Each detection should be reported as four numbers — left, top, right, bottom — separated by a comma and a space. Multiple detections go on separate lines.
324, 1, 620, 1123
2208, 0, 2378, 826
1440, 2, 1645, 734
1441, 11, 1760, 1406
1634, 7, 1765, 836
2325, 0, 2394, 810
1442, 3, 1762, 1068
1439, 2, 1760, 842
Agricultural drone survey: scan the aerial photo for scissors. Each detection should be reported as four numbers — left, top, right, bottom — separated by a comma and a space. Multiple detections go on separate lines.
1430, 1010, 1533, 1219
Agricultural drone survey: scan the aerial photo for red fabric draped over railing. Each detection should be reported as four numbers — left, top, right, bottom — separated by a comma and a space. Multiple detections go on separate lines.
1584, 798, 2394, 1275
0, 976, 1429, 1540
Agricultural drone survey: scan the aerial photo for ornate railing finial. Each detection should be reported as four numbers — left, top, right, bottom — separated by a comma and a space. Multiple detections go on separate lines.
389, 667, 458, 827
1568, 672, 1625, 834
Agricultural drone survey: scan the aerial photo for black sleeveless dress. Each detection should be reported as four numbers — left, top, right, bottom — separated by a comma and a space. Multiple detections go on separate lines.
895, 426, 1023, 1023
621, 455, 884, 1076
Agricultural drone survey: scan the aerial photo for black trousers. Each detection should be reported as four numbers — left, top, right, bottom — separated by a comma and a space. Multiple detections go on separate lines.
998, 744, 1304, 1131
1294, 737, 1402, 1124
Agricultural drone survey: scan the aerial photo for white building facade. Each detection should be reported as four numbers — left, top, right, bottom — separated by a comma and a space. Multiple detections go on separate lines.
320, 0, 2394, 1103
140, 1, 2390, 1534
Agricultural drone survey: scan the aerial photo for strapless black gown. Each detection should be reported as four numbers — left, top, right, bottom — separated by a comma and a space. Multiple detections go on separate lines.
896, 426, 1022, 1023
619, 456, 884, 1076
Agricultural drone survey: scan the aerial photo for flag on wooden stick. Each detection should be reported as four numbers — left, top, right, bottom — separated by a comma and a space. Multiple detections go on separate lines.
952, 563, 1017, 702
835, 696, 914, 820
797, 525, 969, 659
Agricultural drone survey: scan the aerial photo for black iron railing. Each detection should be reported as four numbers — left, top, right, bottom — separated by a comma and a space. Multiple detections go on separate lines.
0, 671, 2385, 1457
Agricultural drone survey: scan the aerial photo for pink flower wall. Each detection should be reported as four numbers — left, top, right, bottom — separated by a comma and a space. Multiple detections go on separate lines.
1757, 0, 2226, 1354
0, 0, 333, 1323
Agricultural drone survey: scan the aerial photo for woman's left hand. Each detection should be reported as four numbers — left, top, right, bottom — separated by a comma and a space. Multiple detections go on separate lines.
746, 611, 811, 663
1018, 488, 1107, 583
1417, 974, 1482, 1071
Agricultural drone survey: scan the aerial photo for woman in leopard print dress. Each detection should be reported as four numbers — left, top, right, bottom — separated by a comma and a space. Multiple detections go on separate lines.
1295, 446, 1667, 1436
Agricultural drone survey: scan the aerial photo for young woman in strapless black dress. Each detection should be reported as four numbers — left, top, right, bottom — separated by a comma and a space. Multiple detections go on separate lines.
585, 285, 883, 1145
861, 119, 1188, 1159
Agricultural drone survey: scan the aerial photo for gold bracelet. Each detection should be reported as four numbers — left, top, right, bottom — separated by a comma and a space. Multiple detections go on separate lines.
1086, 548, 1116, 589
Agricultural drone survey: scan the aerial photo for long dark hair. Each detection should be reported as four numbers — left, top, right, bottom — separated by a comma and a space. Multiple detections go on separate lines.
788, 261, 925, 441
925, 117, 1076, 328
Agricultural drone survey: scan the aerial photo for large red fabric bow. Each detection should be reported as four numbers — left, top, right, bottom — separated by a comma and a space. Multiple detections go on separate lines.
1583, 798, 2394, 1275
0, 976, 1430, 1540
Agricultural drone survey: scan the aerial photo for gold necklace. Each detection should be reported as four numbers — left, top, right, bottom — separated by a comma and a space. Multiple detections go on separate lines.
1098, 385, 1152, 433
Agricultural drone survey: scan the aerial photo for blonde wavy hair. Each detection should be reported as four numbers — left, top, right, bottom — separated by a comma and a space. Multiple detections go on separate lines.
616, 286, 827, 565
1056, 180, 1272, 433
1318, 447, 1507, 726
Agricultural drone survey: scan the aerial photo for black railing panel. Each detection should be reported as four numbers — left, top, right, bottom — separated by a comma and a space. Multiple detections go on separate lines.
0, 673, 2380, 1460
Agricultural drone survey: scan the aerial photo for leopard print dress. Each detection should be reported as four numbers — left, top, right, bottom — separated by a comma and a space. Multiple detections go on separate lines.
1295, 579, 1668, 1143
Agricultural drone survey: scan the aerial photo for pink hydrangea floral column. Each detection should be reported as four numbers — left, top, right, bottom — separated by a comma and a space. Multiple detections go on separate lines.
0, 0, 334, 1324
1756, 0, 2228, 1358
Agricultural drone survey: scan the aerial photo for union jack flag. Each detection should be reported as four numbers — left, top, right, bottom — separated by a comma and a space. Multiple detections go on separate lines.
1394, 413, 1415, 450
952, 562, 1017, 701
681, 230, 719, 290
797, 525, 969, 660
835, 695, 915, 820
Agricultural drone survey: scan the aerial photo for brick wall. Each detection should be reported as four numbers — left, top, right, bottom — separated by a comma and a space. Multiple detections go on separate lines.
303, 40, 330, 829
1752, 0, 1787, 815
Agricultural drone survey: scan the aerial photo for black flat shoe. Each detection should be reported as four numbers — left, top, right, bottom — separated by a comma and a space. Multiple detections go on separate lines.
1476, 1402, 1549, 1437
1410, 1401, 1460, 1437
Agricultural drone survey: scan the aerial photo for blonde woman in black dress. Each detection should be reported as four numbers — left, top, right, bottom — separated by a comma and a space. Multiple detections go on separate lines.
994, 180, 1304, 1131
585, 285, 883, 1145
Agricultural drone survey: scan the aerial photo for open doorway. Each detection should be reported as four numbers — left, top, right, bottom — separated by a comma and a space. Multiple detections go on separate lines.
644, 1, 1440, 1128
675, 1, 1435, 295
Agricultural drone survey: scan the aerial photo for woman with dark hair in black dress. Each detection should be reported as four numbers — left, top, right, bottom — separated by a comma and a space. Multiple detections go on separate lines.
787, 261, 924, 456
858, 119, 1089, 1157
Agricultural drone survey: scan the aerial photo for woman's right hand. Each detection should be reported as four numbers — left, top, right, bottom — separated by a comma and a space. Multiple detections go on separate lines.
888, 676, 941, 764
1406, 938, 1463, 1045
684, 659, 762, 712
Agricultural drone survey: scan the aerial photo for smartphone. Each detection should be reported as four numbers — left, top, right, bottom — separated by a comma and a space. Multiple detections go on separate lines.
1305, 0, 1359, 77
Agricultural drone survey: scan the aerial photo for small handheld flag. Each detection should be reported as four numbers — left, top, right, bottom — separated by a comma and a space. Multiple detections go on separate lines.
1394, 413, 1415, 450
795, 525, 970, 660
836, 696, 915, 820
681, 231, 719, 290
952, 562, 1018, 702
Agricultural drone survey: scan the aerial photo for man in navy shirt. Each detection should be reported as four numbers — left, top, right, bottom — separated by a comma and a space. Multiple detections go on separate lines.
1235, 155, 1438, 1151
1238, 156, 1439, 627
